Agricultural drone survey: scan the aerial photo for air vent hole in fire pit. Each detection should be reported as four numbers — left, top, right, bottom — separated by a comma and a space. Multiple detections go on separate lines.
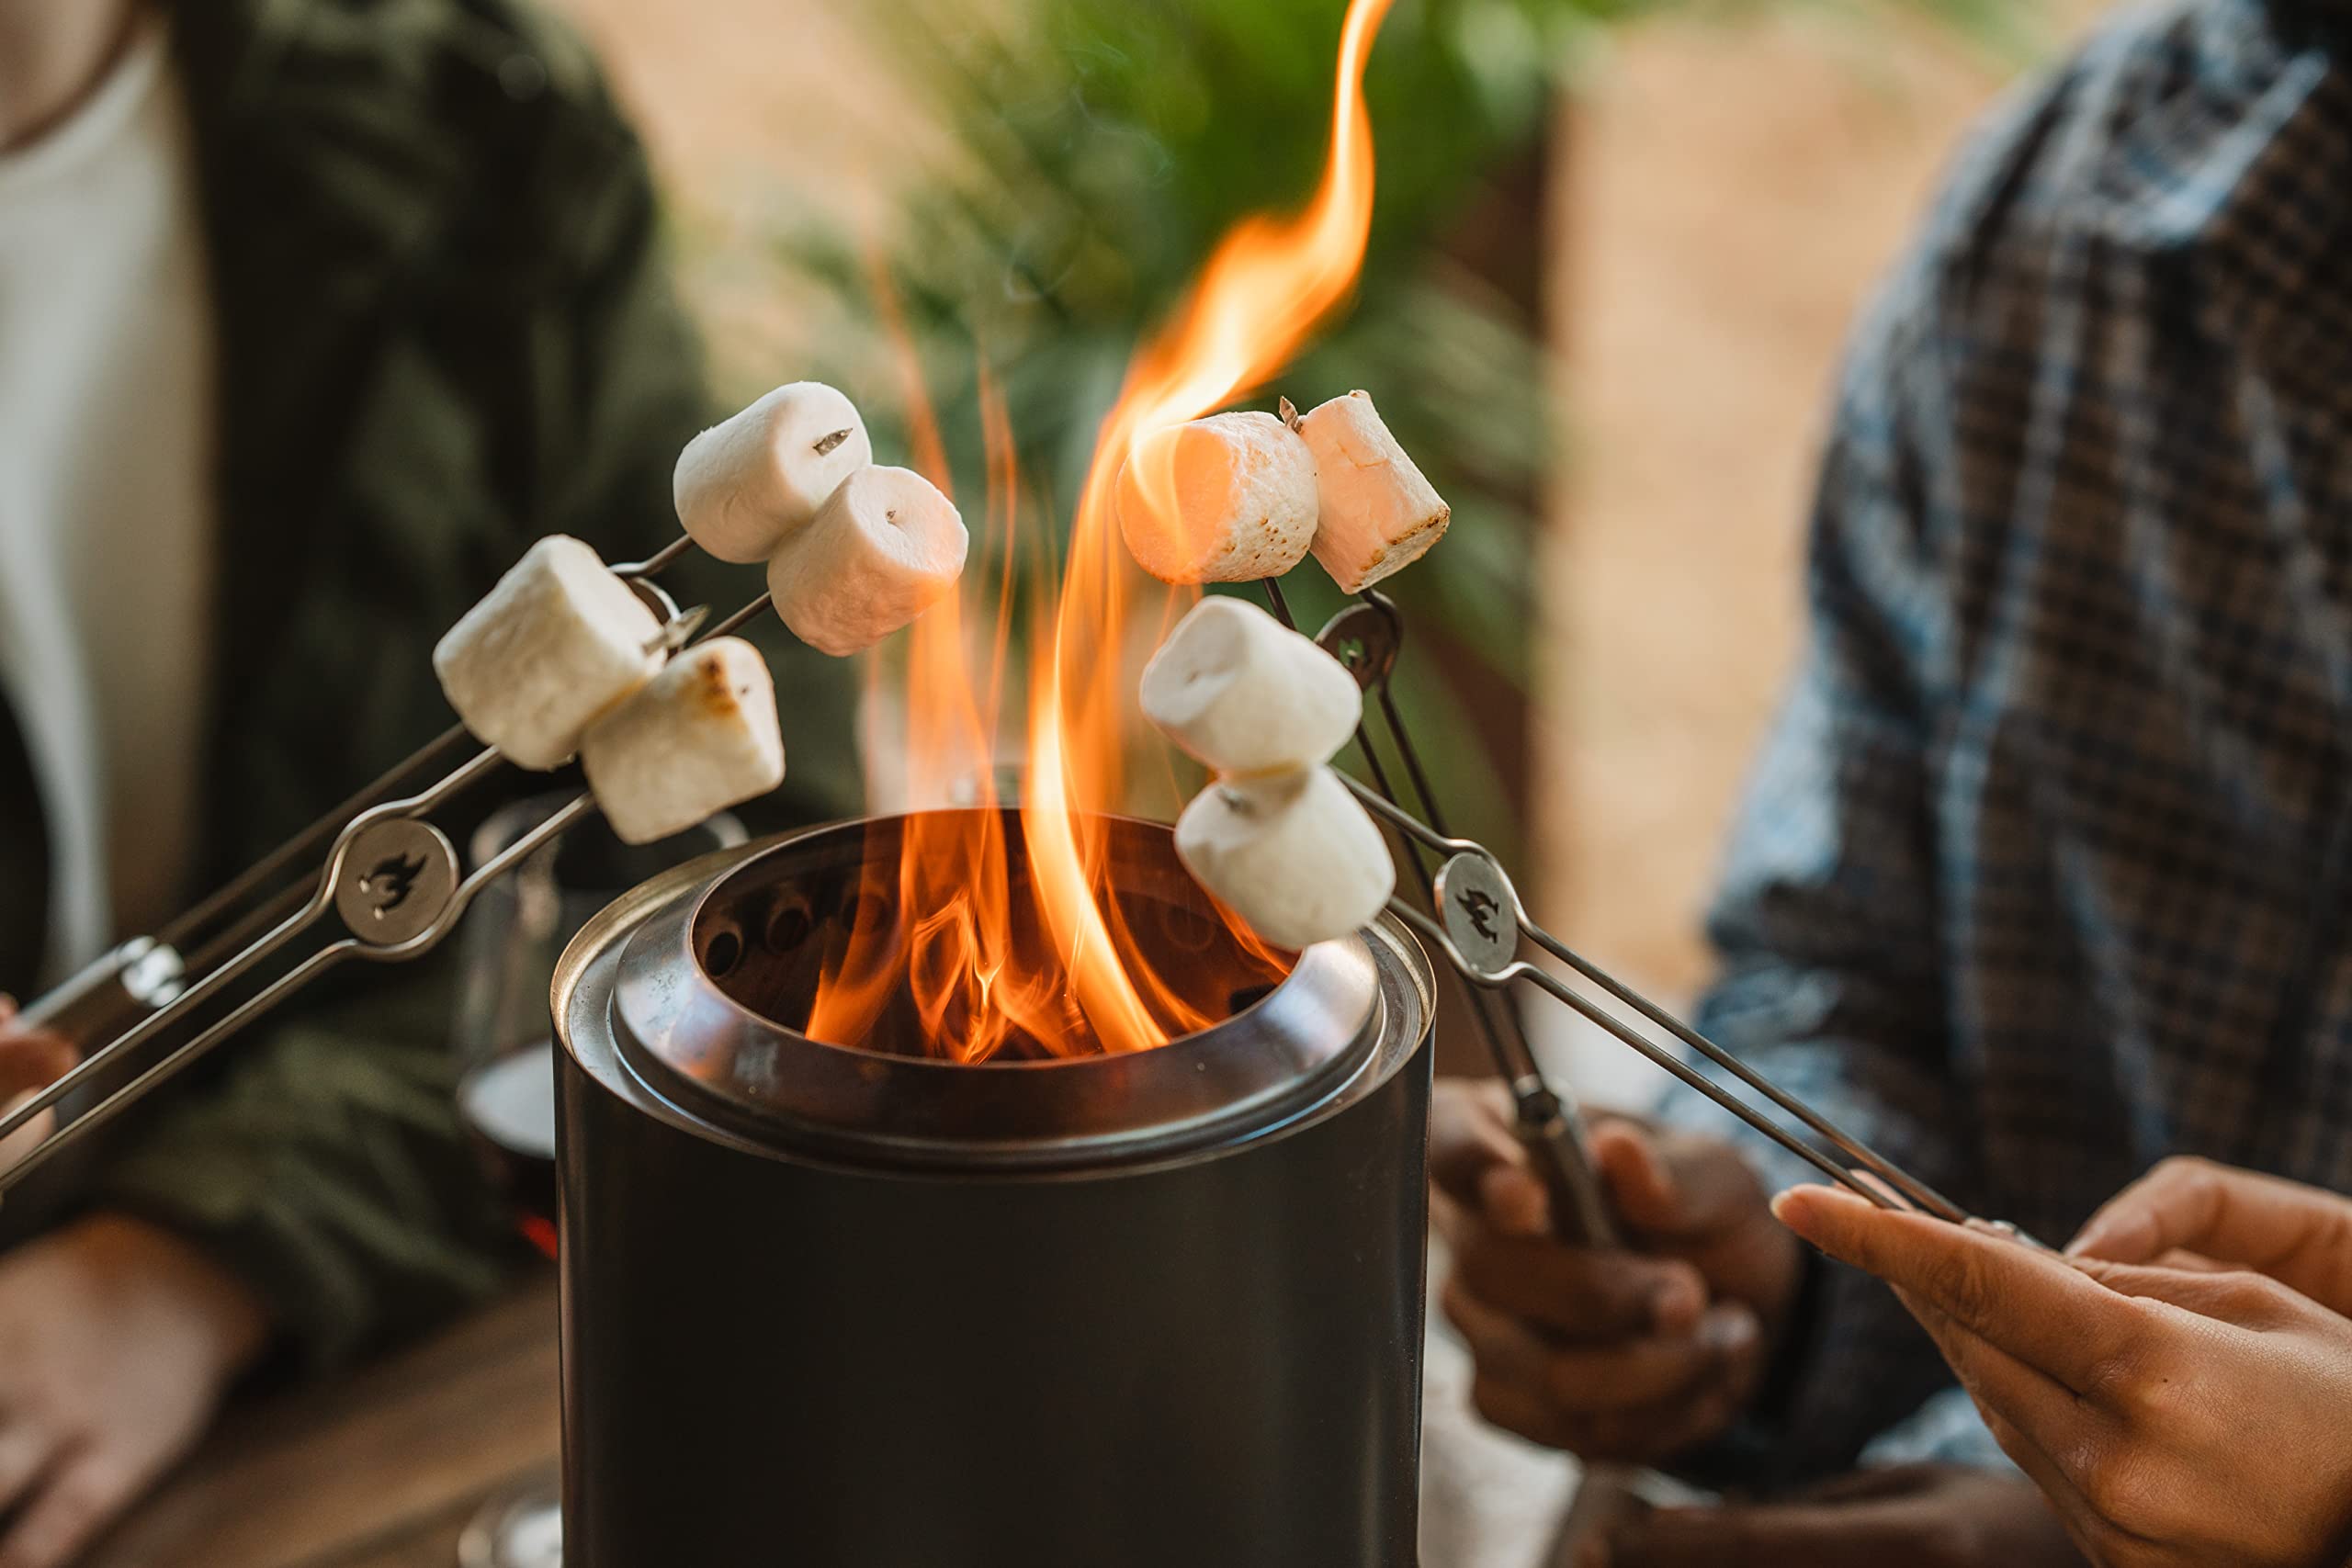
762, 902, 811, 956
688, 809, 1293, 1062
700, 926, 743, 978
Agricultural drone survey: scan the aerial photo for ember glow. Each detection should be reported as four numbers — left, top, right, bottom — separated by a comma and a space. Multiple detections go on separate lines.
804, 0, 1396, 1060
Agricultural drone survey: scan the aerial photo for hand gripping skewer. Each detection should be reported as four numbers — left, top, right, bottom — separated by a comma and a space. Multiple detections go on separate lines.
0, 536, 773, 1201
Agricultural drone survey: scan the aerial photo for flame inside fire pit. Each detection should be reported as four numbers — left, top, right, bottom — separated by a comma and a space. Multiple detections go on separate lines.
712, 810, 1291, 1063
806, 0, 1398, 1061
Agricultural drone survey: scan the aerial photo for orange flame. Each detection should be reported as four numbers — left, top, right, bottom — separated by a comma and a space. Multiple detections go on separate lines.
1023, 0, 1394, 1054
806, 0, 1395, 1059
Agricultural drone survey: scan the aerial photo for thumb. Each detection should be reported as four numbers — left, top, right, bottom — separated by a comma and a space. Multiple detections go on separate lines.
1599, 1122, 1762, 1238
1591, 1121, 1678, 1231
2064, 1158, 2227, 1266
1430, 1080, 1549, 1236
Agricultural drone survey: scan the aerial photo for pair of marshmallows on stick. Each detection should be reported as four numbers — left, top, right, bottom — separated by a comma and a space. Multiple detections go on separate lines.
433, 536, 786, 845
1142, 598, 1396, 951
673, 382, 968, 658
434, 380, 969, 844
1114, 390, 1448, 591
1126, 390, 1450, 949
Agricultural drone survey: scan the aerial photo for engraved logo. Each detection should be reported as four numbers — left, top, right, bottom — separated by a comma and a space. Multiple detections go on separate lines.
1456, 886, 1502, 944
359, 852, 428, 919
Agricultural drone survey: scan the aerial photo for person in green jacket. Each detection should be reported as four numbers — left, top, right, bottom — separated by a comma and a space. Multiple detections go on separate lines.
0, 1, 852, 1561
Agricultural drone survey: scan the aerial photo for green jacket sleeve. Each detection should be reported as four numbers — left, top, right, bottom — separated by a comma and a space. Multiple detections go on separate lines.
94, 957, 514, 1372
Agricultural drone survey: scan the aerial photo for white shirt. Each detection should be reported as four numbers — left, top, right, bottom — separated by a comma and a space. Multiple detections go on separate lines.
0, 18, 216, 978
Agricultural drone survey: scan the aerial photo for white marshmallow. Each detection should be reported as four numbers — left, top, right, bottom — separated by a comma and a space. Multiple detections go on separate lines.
581, 637, 786, 845
767, 465, 968, 656
1141, 596, 1360, 775
433, 536, 662, 769
1296, 390, 1450, 592
673, 382, 874, 563
1115, 412, 1318, 584
1174, 768, 1394, 951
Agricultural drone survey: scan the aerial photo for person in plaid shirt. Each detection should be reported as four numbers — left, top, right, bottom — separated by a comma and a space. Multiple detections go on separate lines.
1435, 0, 2352, 1560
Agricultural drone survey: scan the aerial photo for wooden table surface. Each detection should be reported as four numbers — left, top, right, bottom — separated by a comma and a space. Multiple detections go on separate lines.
83, 1275, 560, 1568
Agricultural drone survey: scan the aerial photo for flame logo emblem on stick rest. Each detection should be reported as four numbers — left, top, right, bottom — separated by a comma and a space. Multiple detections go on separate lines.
1433, 851, 1518, 979
360, 852, 428, 915
333, 818, 460, 947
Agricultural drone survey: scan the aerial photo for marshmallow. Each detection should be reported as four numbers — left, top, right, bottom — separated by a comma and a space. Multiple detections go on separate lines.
582, 637, 786, 845
433, 536, 662, 769
767, 465, 968, 657
1296, 391, 1449, 592
673, 381, 874, 563
1141, 596, 1361, 775
1115, 412, 1318, 584
1174, 768, 1395, 951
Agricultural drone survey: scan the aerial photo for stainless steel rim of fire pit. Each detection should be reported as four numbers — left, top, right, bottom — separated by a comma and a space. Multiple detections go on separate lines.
552, 813, 1434, 1175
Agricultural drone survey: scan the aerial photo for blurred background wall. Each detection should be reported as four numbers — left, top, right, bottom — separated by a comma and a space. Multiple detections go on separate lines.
1541, 8, 2016, 1003
1538, 3, 2102, 1015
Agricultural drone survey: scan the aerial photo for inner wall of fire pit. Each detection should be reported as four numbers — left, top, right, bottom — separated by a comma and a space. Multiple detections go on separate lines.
594, 812, 1402, 1168
694, 808, 1287, 1060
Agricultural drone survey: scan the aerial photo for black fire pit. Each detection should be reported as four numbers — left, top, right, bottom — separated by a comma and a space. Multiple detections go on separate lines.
550, 810, 1435, 1568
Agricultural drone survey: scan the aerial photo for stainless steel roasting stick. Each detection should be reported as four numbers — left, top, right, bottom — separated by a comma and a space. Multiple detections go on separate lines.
1257, 579, 1622, 1248
1250, 580, 2025, 1243
0, 536, 761, 1201
1329, 771, 2009, 1234
1255, 580, 1699, 1541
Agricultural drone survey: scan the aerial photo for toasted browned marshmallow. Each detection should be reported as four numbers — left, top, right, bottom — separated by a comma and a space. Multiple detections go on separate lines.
1141, 596, 1361, 775
766, 465, 968, 656
673, 381, 873, 563
1296, 390, 1449, 592
1115, 412, 1318, 584
582, 637, 786, 844
433, 536, 662, 769
1174, 767, 1394, 950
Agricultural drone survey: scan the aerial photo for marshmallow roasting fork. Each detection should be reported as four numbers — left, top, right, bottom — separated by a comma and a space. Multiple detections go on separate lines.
0, 532, 762, 1201
1248, 577, 2033, 1246
1114, 389, 2018, 1244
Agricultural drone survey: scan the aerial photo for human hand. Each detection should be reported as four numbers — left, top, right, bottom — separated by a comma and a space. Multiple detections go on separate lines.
1597, 1461, 2082, 1568
0, 1214, 268, 1567
2068, 1156, 2352, 1317
1777, 1183, 2352, 1568
1430, 1077, 1802, 1464
0, 997, 73, 1174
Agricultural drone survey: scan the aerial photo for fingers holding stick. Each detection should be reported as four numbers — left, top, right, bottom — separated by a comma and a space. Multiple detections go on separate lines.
1770, 1185, 2143, 1407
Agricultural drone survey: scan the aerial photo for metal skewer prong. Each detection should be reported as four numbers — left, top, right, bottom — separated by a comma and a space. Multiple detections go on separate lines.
0, 534, 768, 1201
1258, 581, 1622, 1247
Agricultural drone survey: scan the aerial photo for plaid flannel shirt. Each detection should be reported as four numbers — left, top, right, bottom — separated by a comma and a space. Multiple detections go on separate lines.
1670, 0, 2352, 1483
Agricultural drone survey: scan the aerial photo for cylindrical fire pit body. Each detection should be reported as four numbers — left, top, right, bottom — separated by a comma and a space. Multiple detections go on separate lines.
552, 812, 1434, 1568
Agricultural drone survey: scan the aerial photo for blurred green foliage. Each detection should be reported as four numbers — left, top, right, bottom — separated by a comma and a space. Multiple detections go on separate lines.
779, 0, 2033, 851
